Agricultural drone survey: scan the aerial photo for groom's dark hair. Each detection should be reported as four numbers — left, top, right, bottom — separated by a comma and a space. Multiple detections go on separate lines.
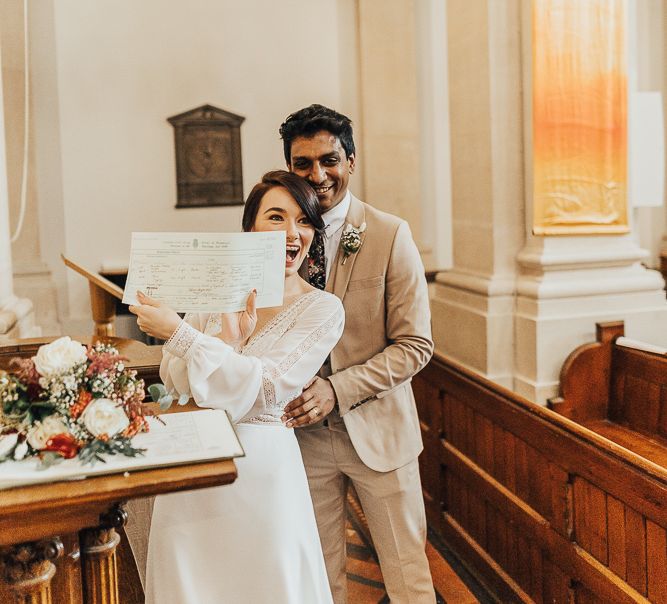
279, 104, 355, 164
242, 170, 324, 233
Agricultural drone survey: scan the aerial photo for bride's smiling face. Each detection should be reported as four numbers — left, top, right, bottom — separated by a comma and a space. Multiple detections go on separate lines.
252, 186, 315, 276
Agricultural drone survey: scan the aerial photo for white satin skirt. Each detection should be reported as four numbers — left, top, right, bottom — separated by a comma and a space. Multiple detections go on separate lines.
145, 423, 333, 604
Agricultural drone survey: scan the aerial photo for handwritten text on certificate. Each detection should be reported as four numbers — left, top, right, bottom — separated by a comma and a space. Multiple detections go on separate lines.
122, 232, 286, 312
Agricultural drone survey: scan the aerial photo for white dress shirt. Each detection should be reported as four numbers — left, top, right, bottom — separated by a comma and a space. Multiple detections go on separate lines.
322, 191, 351, 283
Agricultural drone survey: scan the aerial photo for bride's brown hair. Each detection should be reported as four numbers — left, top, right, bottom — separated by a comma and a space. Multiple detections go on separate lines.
241, 171, 324, 233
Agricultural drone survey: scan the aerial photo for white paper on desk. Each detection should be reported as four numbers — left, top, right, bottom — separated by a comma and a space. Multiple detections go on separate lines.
0, 410, 244, 490
122, 231, 286, 312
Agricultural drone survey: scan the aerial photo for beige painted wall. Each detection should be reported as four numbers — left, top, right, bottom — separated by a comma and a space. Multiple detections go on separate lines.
29, 0, 362, 325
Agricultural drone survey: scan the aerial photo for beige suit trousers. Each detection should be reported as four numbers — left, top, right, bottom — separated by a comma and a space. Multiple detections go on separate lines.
297, 413, 436, 604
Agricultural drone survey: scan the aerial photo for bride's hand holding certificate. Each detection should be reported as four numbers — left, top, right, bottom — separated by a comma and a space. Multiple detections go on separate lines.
217, 289, 257, 346
129, 292, 182, 339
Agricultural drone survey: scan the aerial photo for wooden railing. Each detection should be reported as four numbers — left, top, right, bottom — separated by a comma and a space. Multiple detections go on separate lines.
414, 354, 667, 603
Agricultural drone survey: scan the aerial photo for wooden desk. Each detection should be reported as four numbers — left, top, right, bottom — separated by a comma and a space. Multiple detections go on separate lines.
0, 337, 235, 604
0, 460, 236, 604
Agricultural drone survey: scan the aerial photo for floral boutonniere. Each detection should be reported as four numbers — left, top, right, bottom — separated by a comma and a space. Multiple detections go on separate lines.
340, 222, 367, 265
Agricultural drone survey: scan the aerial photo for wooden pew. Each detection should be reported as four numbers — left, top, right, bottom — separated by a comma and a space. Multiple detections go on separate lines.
549, 321, 667, 469
413, 351, 667, 603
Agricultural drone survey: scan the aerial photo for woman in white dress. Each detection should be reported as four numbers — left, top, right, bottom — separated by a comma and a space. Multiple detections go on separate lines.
129, 170, 343, 604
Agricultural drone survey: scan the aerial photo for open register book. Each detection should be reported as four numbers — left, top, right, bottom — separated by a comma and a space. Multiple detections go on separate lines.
0, 409, 244, 490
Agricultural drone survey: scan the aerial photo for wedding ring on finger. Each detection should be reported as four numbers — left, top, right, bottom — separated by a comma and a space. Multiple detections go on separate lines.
313, 406, 321, 416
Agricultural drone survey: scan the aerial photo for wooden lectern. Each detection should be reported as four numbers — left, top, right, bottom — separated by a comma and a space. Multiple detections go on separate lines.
61, 256, 124, 337
0, 337, 237, 604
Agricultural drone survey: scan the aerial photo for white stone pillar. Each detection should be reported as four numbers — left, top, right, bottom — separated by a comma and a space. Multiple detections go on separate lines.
514, 237, 667, 402
430, 0, 524, 387
514, 0, 667, 403
0, 37, 35, 339
357, 0, 452, 270
1, 0, 58, 336
662, 0, 667, 287
0, 75, 14, 308
356, 0, 426, 256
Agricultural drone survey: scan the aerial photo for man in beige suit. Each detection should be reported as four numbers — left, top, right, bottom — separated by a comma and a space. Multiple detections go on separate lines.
280, 105, 436, 603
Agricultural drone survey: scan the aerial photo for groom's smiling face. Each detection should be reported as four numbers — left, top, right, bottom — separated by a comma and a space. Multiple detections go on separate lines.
288, 130, 355, 212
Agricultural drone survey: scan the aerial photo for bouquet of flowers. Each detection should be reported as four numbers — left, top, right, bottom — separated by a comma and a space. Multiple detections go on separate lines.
0, 336, 149, 467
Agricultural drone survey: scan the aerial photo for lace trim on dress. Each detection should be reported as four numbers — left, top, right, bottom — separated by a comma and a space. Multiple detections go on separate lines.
259, 306, 340, 409
242, 290, 324, 356
261, 374, 276, 411
164, 319, 201, 360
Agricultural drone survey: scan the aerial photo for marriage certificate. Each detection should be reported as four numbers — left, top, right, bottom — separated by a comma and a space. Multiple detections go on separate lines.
122, 231, 286, 312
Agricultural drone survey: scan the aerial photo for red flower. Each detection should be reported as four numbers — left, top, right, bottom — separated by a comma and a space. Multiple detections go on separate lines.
44, 433, 80, 459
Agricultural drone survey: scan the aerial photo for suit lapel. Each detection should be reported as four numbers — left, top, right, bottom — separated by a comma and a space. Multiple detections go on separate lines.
327, 196, 367, 300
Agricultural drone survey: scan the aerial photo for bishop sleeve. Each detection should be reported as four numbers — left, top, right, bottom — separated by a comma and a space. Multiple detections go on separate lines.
159, 296, 344, 423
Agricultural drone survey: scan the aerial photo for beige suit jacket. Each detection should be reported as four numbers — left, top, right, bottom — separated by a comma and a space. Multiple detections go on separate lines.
323, 195, 433, 472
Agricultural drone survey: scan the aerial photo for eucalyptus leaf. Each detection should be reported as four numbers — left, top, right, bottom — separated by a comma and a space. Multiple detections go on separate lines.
148, 383, 167, 402
78, 437, 146, 466
158, 394, 174, 411
37, 452, 64, 471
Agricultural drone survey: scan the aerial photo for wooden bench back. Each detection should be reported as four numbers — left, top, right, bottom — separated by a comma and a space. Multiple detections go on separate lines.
549, 321, 667, 436
609, 342, 667, 439
547, 321, 624, 422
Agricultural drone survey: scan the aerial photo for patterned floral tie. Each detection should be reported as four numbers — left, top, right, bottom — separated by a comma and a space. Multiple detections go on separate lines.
308, 230, 327, 290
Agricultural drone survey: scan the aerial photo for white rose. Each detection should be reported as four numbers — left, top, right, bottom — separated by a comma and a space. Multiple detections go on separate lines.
27, 415, 70, 450
0, 433, 18, 459
33, 336, 88, 377
81, 398, 129, 438
13, 441, 28, 460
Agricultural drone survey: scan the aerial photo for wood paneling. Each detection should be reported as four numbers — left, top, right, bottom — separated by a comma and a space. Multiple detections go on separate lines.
646, 520, 667, 603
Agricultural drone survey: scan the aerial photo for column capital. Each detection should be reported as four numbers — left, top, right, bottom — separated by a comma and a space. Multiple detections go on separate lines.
0, 537, 63, 603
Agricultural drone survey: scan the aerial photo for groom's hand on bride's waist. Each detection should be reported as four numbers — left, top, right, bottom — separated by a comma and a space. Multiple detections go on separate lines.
281, 377, 337, 428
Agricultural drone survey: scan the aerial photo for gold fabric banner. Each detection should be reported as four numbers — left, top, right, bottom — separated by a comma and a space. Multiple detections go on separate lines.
533, 0, 628, 235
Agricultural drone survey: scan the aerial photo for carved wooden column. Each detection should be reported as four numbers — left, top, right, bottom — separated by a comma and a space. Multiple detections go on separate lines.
0, 538, 64, 604
79, 504, 127, 604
